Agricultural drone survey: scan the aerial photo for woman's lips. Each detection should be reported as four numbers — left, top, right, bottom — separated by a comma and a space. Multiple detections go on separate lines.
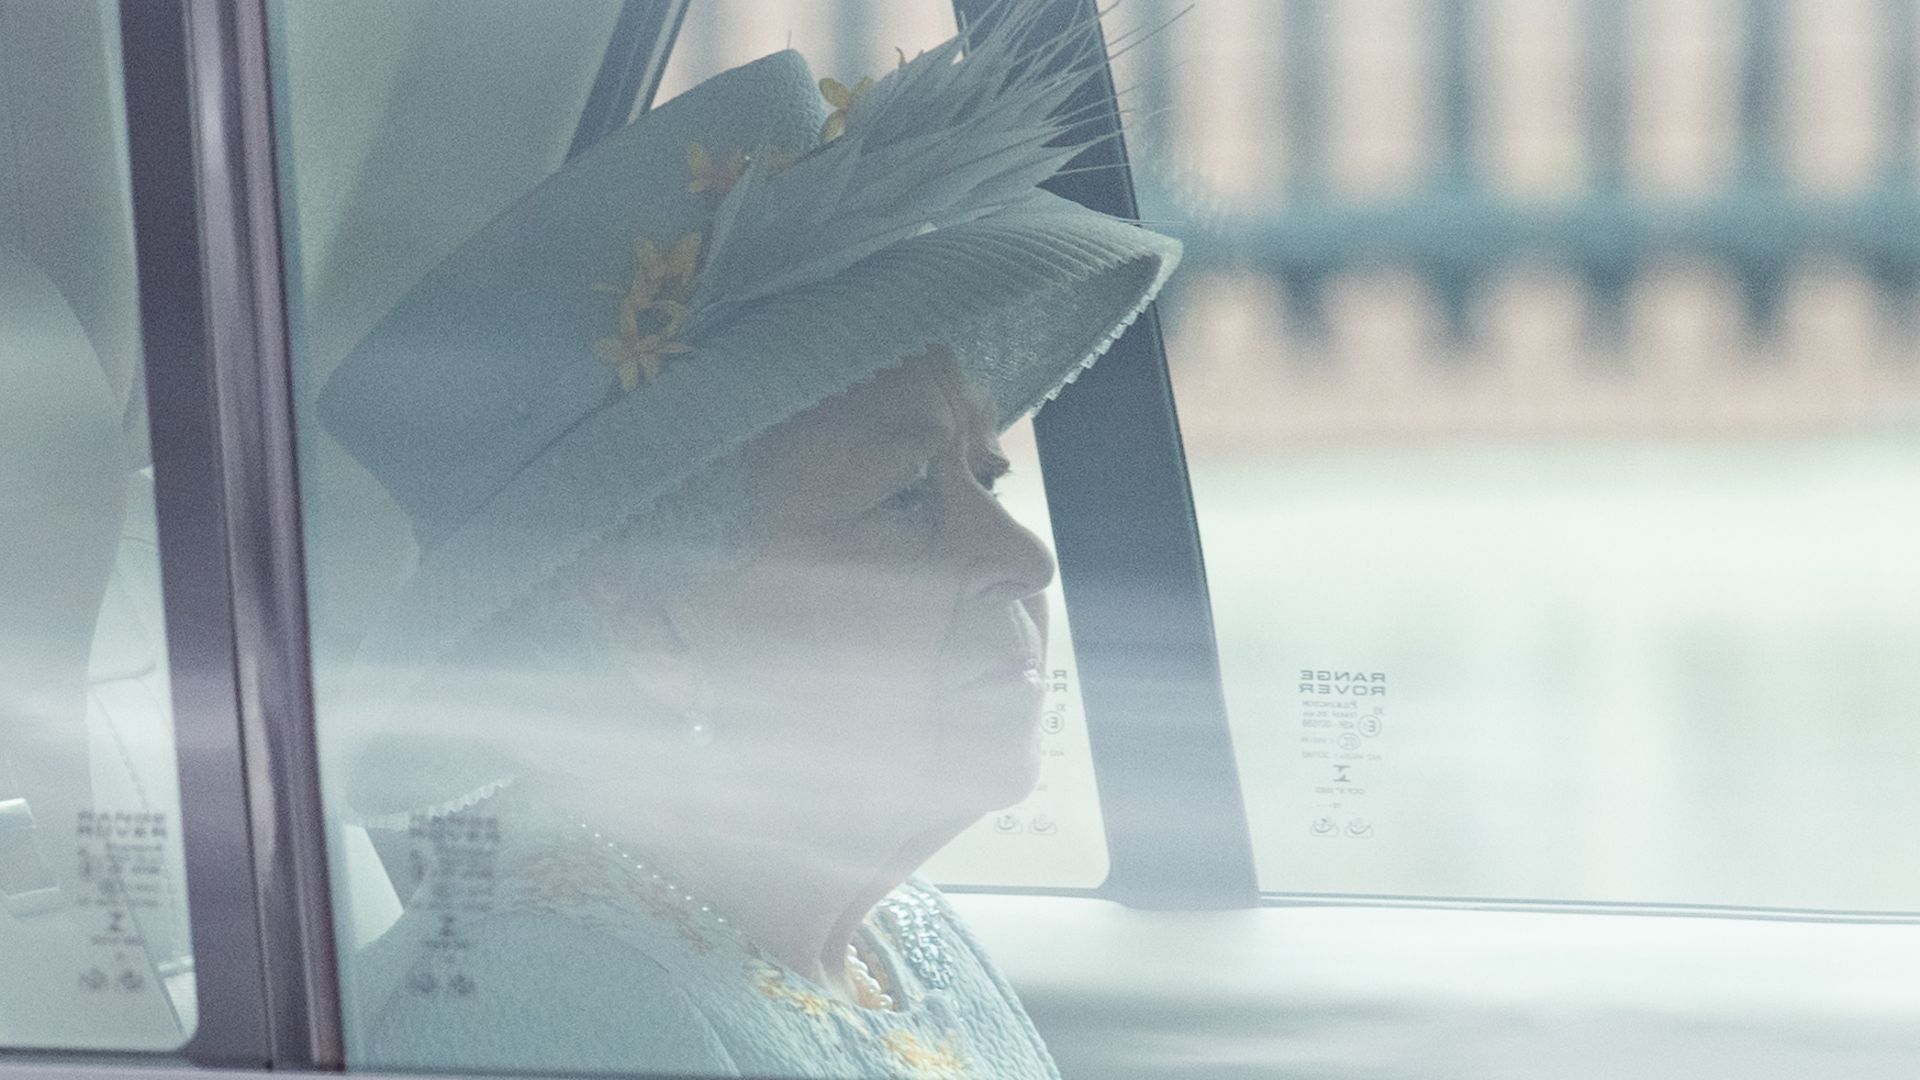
945, 664, 1047, 728
953, 652, 1043, 691
946, 604, 1045, 691
945, 647, 1047, 734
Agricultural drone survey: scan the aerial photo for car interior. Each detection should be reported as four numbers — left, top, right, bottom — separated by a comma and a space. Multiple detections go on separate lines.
3, 1, 1919, 1077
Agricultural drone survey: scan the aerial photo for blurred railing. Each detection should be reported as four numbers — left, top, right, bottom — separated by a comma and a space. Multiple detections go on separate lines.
666, 0, 1920, 445
1125, 0, 1920, 341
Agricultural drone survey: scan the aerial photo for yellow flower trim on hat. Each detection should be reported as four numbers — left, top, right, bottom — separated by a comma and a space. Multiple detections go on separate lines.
687, 142, 748, 198
593, 230, 701, 392
818, 75, 875, 144
819, 50, 913, 144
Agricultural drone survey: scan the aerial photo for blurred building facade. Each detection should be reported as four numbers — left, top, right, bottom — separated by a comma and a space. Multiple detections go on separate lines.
671, 0, 1920, 450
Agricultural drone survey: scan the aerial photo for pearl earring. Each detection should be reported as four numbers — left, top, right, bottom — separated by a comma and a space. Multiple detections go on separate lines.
681, 672, 717, 748
683, 712, 715, 748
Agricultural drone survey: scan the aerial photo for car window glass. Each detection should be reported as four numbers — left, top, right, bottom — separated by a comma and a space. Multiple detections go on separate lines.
1106, 0, 1920, 913
1, 0, 197, 1052
272, 3, 1141, 1075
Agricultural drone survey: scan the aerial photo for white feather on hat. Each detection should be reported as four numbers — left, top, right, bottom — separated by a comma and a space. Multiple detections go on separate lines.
688, 0, 1123, 332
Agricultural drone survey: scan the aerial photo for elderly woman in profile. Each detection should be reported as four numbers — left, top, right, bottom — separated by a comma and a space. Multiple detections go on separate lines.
320, 5, 1179, 1078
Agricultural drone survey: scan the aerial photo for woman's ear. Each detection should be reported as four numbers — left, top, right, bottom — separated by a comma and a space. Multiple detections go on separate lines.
603, 598, 710, 719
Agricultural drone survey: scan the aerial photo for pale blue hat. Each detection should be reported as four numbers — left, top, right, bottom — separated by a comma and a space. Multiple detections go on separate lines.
320, 6, 1180, 815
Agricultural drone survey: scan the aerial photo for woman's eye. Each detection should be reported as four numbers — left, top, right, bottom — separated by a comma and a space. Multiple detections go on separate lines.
880, 476, 936, 514
977, 461, 1010, 498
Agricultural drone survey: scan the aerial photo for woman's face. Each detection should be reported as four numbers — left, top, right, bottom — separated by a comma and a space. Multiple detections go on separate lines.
666, 351, 1056, 825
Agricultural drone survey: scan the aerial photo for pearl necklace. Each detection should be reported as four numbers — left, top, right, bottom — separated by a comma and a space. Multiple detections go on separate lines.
571, 820, 896, 1011
844, 939, 896, 1011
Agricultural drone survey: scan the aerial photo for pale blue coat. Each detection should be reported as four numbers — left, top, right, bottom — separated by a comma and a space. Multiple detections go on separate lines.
346, 799, 1062, 1080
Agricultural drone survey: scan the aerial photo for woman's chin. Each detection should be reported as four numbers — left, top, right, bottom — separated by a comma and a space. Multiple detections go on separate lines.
920, 765, 1041, 825
931, 710, 1046, 815
972, 759, 1043, 814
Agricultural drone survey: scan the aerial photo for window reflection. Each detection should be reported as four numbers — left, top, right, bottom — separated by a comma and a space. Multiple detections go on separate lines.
280, 2, 1169, 1074
658, 0, 1113, 897
1, 0, 194, 1051
1107, 0, 1920, 910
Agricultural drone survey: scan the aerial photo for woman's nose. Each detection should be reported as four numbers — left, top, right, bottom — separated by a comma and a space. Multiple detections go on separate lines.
953, 477, 1057, 603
